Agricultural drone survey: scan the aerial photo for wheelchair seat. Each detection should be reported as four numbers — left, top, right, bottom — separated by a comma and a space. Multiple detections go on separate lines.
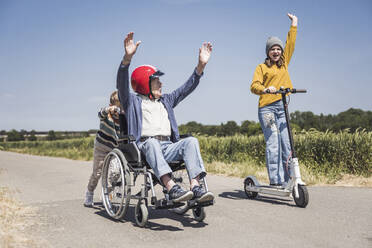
118, 139, 185, 171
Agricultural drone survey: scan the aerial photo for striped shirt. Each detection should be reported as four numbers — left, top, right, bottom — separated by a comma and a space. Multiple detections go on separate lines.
95, 108, 120, 149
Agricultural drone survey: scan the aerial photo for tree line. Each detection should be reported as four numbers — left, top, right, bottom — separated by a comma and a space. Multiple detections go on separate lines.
290, 108, 372, 132
0, 130, 93, 142
179, 108, 372, 136
1, 108, 371, 142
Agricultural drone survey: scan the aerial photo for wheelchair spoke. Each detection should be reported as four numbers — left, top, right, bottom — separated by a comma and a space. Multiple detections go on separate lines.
101, 149, 131, 220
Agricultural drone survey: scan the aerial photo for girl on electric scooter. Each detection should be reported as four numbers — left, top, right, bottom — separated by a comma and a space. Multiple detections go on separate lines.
250, 13, 298, 187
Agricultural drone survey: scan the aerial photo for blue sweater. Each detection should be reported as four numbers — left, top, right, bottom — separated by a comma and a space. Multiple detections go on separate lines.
116, 63, 203, 143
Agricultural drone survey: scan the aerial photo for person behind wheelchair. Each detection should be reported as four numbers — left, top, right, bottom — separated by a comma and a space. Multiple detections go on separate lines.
117, 31, 214, 203
84, 91, 122, 207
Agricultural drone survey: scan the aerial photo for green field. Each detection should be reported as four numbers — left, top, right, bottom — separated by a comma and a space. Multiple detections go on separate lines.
1, 129, 371, 184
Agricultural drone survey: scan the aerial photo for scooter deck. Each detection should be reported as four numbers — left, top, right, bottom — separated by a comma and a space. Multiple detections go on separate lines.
246, 185, 292, 197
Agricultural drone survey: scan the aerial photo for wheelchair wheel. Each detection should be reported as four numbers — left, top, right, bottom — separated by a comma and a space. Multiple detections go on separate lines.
135, 201, 148, 228
192, 206, 206, 222
101, 149, 131, 220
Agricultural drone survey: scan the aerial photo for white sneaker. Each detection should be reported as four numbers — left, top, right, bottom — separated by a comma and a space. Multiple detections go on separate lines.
84, 191, 94, 207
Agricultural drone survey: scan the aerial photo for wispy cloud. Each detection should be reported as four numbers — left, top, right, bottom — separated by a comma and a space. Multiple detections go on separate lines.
0, 93, 15, 99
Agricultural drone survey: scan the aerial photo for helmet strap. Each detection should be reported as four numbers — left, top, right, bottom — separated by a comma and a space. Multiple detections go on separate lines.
148, 76, 155, 100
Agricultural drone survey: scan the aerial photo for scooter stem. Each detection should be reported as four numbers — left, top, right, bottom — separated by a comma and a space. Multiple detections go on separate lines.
290, 157, 306, 198
281, 91, 297, 158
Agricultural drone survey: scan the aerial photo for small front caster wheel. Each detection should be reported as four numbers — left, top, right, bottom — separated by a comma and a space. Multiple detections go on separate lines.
135, 201, 148, 227
192, 206, 206, 222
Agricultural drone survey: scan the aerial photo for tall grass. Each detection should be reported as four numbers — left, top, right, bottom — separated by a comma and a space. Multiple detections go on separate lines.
0, 137, 94, 161
1, 130, 371, 180
198, 129, 372, 179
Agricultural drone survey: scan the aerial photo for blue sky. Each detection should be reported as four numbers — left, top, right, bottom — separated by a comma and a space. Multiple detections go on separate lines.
1, 0, 371, 131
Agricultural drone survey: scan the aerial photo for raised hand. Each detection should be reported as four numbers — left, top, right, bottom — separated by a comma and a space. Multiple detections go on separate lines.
199, 42, 212, 65
122, 32, 141, 65
196, 42, 213, 75
287, 13, 298, 27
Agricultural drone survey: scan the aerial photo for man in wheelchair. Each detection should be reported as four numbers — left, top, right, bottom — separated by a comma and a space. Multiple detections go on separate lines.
117, 32, 214, 204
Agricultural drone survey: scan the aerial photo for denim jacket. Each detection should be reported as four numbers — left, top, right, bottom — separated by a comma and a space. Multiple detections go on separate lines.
116, 63, 203, 143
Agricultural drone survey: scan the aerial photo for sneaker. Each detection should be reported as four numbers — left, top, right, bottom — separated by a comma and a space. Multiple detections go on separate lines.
84, 191, 94, 207
270, 183, 283, 188
192, 185, 214, 203
168, 185, 193, 202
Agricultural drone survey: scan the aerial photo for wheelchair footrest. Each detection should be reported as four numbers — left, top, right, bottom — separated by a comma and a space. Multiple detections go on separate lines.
154, 198, 185, 209
187, 199, 214, 208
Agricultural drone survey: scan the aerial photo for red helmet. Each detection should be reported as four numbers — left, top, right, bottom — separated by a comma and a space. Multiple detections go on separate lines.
131, 65, 164, 98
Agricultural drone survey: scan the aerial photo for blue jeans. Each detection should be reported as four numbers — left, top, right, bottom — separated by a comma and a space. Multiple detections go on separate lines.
258, 100, 291, 184
138, 137, 206, 181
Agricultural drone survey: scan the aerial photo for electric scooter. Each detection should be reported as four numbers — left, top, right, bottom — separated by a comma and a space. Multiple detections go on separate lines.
244, 87, 309, 208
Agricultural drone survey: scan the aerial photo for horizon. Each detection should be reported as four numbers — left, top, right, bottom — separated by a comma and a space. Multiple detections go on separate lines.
1, 107, 369, 132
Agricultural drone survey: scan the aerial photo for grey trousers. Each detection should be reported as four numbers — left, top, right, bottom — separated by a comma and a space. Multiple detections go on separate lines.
87, 141, 112, 192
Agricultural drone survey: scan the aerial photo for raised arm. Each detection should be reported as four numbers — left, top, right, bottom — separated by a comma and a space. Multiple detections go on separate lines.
166, 42, 213, 107
283, 13, 298, 66
117, 32, 141, 108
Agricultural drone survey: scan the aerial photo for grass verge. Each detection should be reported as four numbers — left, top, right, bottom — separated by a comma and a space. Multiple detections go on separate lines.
205, 161, 372, 187
0, 170, 48, 247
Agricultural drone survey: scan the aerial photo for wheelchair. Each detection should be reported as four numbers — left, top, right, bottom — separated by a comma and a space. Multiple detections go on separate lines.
100, 115, 214, 227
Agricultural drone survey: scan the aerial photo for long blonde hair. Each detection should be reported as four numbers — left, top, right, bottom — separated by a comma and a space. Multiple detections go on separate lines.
264, 56, 285, 68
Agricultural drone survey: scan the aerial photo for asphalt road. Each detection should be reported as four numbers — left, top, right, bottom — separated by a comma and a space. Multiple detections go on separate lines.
0, 150, 371, 248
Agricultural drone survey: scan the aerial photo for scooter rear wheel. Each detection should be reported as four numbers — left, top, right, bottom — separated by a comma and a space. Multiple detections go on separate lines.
244, 177, 258, 199
293, 184, 309, 208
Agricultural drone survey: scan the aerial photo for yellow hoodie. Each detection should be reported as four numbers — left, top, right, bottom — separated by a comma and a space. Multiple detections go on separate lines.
251, 26, 297, 108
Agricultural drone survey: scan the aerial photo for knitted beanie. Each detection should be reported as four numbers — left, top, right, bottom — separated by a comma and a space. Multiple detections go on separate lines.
266, 36, 284, 56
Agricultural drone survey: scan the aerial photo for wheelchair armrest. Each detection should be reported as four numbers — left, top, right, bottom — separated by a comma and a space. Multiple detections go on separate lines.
117, 135, 136, 144
180, 134, 193, 139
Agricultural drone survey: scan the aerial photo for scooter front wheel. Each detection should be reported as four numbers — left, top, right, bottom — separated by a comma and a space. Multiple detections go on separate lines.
293, 184, 309, 208
244, 177, 258, 199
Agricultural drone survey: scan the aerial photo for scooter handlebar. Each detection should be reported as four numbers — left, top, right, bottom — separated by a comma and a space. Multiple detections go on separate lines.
265, 88, 307, 94
292, 89, 307, 93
